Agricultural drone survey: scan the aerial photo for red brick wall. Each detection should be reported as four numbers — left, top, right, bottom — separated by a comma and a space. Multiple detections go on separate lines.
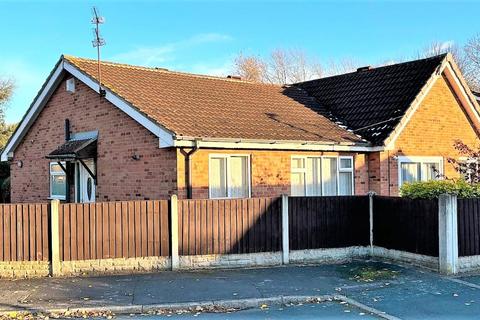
369, 75, 480, 196
177, 149, 370, 199
11, 75, 178, 203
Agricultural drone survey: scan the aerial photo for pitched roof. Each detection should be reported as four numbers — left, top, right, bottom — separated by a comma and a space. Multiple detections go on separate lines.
295, 55, 446, 145
64, 56, 364, 145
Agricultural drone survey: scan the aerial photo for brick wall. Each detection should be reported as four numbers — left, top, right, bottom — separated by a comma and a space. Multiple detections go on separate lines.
369, 75, 480, 196
11, 75, 178, 202
177, 149, 370, 199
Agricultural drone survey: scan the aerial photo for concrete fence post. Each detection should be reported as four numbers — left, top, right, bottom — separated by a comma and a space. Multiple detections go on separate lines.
50, 199, 61, 276
281, 194, 289, 265
368, 191, 375, 256
170, 194, 179, 270
438, 194, 458, 275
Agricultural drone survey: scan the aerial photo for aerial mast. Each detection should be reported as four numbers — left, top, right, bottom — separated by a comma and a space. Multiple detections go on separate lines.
91, 7, 106, 97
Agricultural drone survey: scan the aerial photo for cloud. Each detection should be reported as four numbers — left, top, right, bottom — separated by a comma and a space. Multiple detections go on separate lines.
111, 33, 232, 66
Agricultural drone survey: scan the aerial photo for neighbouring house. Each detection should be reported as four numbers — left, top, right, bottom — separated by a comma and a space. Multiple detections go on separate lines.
1, 53, 479, 203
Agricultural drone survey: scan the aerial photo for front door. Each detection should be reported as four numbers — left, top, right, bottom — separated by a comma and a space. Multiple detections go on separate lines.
76, 159, 96, 203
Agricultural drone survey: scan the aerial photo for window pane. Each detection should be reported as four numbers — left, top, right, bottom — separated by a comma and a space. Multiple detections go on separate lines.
339, 172, 353, 195
401, 162, 419, 184
292, 158, 305, 169
421, 162, 439, 181
230, 156, 248, 198
209, 157, 227, 198
50, 163, 64, 174
291, 172, 305, 196
322, 158, 338, 196
51, 175, 66, 197
340, 158, 352, 169
306, 158, 321, 196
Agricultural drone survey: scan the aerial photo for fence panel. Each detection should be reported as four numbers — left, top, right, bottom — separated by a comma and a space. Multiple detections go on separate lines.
0, 203, 50, 262
59, 200, 170, 261
457, 198, 480, 257
373, 196, 438, 257
178, 197, 282, 255
288, 196, 369, 250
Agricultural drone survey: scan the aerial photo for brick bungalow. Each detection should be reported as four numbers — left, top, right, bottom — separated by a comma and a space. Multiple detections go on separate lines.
2, 53, 479, 203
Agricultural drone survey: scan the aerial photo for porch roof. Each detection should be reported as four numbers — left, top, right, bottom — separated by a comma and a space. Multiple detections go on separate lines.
46, 138, 97, 160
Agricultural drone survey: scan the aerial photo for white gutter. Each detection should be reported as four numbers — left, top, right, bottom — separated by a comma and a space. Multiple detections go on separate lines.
173, 138, 384, 152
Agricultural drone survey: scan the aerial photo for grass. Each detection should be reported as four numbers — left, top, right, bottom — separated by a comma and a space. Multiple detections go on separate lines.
348, 266, 399, 282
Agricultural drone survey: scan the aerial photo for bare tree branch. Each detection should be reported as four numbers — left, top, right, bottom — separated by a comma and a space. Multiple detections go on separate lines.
233, 49, 323, 84
0, 78, 14, 123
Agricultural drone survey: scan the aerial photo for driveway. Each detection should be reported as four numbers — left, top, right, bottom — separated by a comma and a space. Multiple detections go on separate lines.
0, 260, 479, 319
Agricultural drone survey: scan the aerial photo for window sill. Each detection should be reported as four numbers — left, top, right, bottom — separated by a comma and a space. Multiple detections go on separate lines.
47, 196, 66, 201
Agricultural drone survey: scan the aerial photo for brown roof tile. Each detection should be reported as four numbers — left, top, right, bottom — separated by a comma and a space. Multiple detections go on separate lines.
64, 56, 365, 145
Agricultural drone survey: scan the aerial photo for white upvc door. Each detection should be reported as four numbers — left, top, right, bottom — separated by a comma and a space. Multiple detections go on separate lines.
76, 159, 96, 203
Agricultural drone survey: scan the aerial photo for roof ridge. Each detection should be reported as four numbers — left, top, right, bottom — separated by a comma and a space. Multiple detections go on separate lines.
63, 55, 283, 87
295, 53, 447, 85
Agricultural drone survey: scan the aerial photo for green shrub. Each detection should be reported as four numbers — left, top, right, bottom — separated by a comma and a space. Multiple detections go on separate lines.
400, 179, 480, 199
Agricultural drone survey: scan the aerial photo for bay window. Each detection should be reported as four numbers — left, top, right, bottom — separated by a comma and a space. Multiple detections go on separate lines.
398, 156, 443, 187
291, 156, 354, 196
209, 155, 250, 199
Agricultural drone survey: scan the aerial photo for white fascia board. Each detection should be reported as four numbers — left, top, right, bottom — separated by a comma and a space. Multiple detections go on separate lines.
173, 139, 383, 152
63, 61, 174, 148
1, 61, 65, 161
443, 63, 480, 128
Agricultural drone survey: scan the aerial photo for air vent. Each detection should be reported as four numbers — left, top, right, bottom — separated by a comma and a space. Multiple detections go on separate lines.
357, 66, 372, 72
66, 78, 75, 93
227, 75, 242, 80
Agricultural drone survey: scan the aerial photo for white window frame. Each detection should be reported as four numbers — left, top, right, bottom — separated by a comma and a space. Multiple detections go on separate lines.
397, 156, 444, 187
290, 155, 354, 196
49, 161, 67, 200
208, 154, 251, 199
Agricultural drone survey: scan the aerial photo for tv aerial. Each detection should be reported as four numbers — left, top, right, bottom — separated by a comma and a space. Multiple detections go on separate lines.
91, 7, 106, 97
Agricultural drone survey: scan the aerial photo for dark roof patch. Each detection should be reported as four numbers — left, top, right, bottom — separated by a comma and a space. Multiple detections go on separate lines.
295, 55, 446, 145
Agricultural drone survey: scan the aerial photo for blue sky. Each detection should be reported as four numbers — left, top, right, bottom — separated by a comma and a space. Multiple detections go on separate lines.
0, 0, 479, 123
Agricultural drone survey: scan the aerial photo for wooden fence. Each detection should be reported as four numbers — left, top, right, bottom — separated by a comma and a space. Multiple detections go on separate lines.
288, 196, 370, 250
177, 197, 282, 255
59, 201, 170, 261
0, 204, 50, 262
373, 196, 439, 257
457, 198, 480, 257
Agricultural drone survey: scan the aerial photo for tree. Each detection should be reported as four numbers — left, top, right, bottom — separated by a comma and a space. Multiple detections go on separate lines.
420, 39, 480, 92
233, 49, 323, 84
0, 77, 14, 203
0, 79, 14, 124
445, 140, 480, 184
464, 34, 480, 92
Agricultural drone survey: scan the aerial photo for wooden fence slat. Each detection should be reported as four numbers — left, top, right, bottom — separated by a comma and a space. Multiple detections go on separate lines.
153, 201, 160, 257
115, 202, 122, 259
76, 204, 84, 261
121, 202, 128, 258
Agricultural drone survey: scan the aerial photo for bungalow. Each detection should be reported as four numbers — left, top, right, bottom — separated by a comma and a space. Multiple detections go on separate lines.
2, 53, 479, 203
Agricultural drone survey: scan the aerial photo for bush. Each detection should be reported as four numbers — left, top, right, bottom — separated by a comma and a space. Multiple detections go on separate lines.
400, 179, 480, 199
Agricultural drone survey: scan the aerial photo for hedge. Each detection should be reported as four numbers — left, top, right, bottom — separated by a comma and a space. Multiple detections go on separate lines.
400, 180, 480, 199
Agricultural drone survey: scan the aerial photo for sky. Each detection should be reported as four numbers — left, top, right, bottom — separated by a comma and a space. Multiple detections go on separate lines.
0, 0, 479, 123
